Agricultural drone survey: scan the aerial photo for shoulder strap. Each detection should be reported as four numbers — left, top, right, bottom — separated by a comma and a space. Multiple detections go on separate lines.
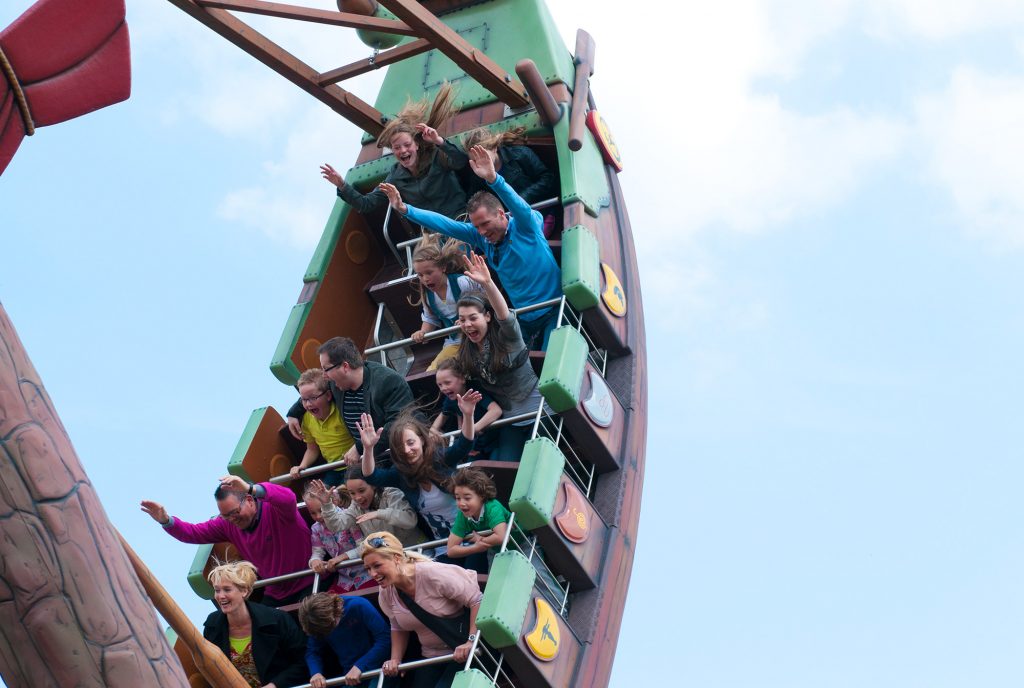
396, 587, 470, 649
426, 284, 455, 328
448, 274, 462, 302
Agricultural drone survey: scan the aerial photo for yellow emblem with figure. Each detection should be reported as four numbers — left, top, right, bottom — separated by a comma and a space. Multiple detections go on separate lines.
523, 597, 561, 661
601, 263, 627, 317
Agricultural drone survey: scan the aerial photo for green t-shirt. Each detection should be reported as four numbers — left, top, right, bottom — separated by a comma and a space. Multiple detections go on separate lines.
301, 403, 354, 462
452, 499, 511, 551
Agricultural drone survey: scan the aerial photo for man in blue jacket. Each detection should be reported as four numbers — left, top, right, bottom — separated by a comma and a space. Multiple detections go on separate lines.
379, 145, 561, 350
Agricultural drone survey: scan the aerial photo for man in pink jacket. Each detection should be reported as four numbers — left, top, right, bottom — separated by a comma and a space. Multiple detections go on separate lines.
141, 475, 314, 606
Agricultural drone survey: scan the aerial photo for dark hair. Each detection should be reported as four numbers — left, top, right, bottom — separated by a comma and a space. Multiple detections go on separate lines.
318, 337, 364, 369
345, 466, 382, 510
434, 357, 466, 377
214, 486, 247, 502
454, 294, 516, 377
387, 410, 449, 489
298, 593, 343, 637
466, 191, 504, 216
450, 467, 497, 501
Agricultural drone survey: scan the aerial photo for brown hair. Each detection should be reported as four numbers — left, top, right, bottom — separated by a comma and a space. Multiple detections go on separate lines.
387, 410, 449, 488
461, 126, 527, 151
297, 367, 328, 392
318, 337, 363, 369
302, 482, 352, 509
408, 235, 469, 308
455, 294, 516, 377
466, 191, 504, 216
377, 82, 458, 177
345, 466, 383, 511
298, 593, 344, 637
450, 467, 497, 501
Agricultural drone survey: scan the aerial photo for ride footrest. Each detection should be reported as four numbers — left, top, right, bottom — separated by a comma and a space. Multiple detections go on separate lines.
509, 438, 607, 590
539, 327, 626, 472
476, 552, 583, 687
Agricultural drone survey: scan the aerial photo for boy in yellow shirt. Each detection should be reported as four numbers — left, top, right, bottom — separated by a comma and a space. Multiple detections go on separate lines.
290, 368, 355, 486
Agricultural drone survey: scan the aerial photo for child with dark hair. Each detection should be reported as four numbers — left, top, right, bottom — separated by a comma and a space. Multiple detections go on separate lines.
445, 467, 510, 564
430, 358, 502, 459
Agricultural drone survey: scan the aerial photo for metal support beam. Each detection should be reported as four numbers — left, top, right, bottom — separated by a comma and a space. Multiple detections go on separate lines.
378, 0, 530, 108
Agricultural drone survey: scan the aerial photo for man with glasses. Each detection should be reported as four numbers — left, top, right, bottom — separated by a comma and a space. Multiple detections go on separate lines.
286, 337, 414, 461
141, 475, 314, 606
378, 145, 561, 350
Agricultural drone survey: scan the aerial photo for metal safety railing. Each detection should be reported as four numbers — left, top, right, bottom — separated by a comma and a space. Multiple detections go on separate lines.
499, 512, 571, 618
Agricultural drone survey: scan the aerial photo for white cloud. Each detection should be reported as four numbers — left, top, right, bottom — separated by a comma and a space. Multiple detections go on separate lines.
216, 105, 360, 248
916, 66, 1024, 247
864, 0, 1024, 40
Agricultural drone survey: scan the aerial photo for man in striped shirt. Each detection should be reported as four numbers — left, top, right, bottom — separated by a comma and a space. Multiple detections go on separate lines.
286, 336, 414, 461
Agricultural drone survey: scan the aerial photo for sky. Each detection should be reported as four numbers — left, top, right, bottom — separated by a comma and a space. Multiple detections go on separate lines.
2, 0, 1024, 686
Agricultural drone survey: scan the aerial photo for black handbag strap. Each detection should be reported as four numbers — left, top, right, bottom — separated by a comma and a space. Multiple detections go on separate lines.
396, 588, 470, 650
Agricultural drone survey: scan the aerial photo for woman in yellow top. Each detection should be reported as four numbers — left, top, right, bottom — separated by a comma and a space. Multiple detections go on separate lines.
202, 561, 308, 688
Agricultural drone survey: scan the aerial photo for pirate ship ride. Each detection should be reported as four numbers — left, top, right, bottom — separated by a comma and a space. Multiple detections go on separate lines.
170, 1, 647, 685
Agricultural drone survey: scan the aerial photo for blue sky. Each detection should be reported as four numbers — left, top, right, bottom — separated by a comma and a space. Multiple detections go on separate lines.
3, 0, 1024, 686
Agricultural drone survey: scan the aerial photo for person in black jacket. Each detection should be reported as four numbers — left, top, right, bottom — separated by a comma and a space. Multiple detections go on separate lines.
320, 82, 469, 220
203, 561, 308, 688
458, 126, 558, 206
286, 336, 414, 461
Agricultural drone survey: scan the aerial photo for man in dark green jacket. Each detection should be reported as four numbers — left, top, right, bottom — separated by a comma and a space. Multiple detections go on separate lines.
286, 336, 413, 460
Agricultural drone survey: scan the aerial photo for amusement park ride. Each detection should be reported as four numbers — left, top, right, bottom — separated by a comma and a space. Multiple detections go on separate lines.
0, 0, 645, 685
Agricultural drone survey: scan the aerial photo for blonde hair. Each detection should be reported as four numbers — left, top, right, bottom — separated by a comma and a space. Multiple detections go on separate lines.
409, 235, 468, 307
359, 531, 430, 564
461, 125, 527, 151
377, 82, 458, 176
207, 560, 258, 595
297, 367, 328, 392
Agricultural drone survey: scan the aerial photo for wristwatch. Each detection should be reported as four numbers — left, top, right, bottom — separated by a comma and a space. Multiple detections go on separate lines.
466, 633, 477, 643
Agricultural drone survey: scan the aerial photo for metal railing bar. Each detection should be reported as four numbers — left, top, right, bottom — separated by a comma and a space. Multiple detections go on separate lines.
363, 296, 562, 356
291, 652, 461, 688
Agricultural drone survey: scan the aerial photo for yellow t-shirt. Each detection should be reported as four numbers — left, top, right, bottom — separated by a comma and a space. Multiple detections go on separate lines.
301, 402, 355, 462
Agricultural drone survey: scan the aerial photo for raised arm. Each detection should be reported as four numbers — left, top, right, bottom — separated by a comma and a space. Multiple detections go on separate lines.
357, 412, 384, 477
381, 181, 482, 247
457, 389, 482, 442
462, 251, 510, 321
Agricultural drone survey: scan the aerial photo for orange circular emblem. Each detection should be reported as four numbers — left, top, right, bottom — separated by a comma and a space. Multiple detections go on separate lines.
586, 110, 623, 172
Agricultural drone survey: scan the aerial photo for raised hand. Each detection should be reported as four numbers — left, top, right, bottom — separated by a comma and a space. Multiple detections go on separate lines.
320, 163, 344, 188
219, 475, 250, 494
468, 145, 497, 183
140, 500, 170, 525
356, 412, 384, 450
461, 250, 492, 286
355, 511, 380, 524
457, 389, 482, 417
415, 122, 443, 145
377, 182, 407, 214
306, 479, 331, 506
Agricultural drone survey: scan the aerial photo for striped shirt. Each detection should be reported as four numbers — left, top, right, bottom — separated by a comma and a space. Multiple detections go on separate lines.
342, 385, 366, 450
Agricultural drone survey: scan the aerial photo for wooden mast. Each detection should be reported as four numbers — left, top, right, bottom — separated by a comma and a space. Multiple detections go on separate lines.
0, 302, 190, 687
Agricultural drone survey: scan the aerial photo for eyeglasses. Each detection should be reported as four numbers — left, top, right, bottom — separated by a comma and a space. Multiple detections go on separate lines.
323, 361, 342, 374
300, 390, 328, 405
220, 498, 250, 520
368, 536, 388, 548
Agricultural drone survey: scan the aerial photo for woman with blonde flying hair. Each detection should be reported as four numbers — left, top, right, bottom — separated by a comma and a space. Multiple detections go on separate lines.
361, 531, 482, 688
320, 83, 469, 219
202, 561, 308, 688
408, 235, 482, 370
